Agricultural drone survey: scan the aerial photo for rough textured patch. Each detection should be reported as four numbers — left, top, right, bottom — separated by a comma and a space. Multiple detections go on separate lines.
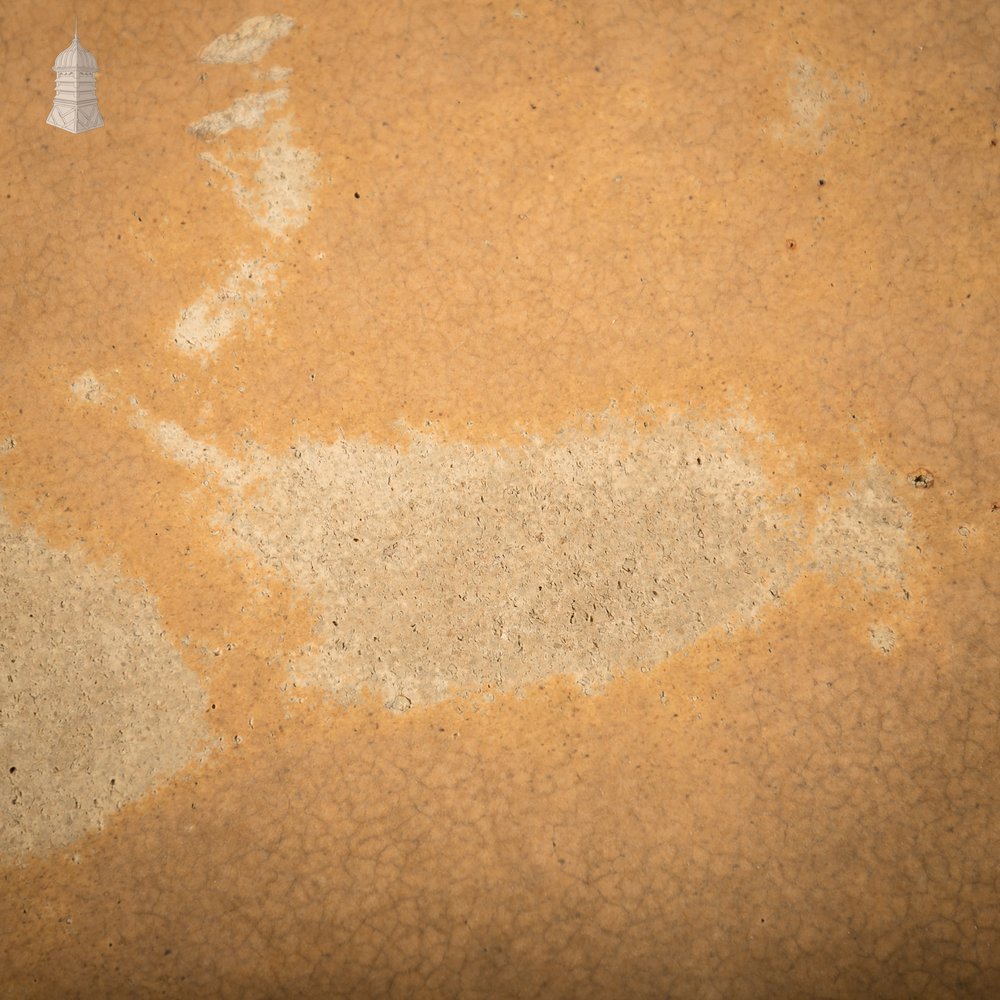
196, 418, 910, 708
187, 91, 288, 139
809, 462, 911, 591
253, 66, 293, 82
0, 505, 212, 861
168, 411, 808, 706
771, 58, 870, 153
869, 624, 897, 654
69, 371, 106, 404
198, 118, 319, 236
72, 375, 914, 714
198, 15, 296, 65
172, 257, 280, 354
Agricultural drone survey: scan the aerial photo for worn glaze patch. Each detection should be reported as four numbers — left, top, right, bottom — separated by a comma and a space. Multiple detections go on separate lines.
177, 29, 319, 357
172, 257, 281, 354
187, 91, 289, 140
197, 15, 296, 65
223, 411, 807, 706
0, 504, 213, 861
90, 398, 909, 711
770, 58, 871, 153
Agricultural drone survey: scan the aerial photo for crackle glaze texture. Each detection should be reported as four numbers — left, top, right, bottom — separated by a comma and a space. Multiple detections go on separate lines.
1, 1, 998, 997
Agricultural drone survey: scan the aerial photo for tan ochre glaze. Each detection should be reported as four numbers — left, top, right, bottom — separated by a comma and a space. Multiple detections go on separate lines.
1, 1, 998, 996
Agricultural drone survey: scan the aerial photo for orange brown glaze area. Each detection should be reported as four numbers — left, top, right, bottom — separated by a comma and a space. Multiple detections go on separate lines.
1, 0, 998, 996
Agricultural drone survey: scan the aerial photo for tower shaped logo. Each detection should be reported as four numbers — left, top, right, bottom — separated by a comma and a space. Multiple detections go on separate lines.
47, 19, 104, 133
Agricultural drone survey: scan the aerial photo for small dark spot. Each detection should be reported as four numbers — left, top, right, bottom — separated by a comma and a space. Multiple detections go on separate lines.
210, 703, 216, 710
992, 139, 997, 147
594, 65, 600, 72
164, 949, 172, 956
785, 239, 797, 250
8, 766, 15, 774
696, 456, 702, 465
818, 178, 826, 185
354, 192, 360, 199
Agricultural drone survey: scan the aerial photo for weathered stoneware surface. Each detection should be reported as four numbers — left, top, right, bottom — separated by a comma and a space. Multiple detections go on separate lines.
1, 1, 997, 996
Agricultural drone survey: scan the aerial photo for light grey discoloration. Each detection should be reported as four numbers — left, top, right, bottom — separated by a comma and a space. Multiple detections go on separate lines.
188, 91, 289, 139
0, 505, 213, 861
198, 15, 296, 65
